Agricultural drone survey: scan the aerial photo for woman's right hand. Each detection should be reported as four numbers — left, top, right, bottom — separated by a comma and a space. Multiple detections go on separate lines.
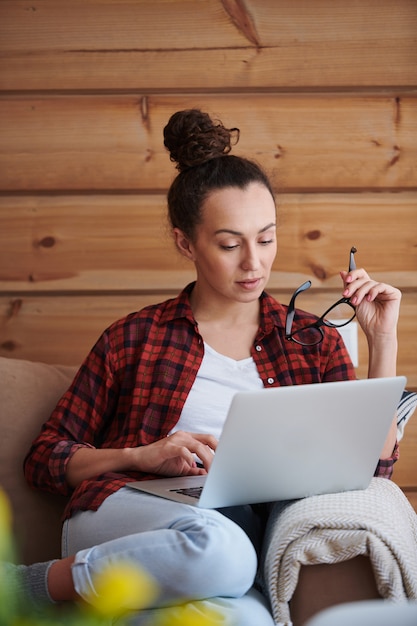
66, 431, 217, 488
126, 430, 218, 477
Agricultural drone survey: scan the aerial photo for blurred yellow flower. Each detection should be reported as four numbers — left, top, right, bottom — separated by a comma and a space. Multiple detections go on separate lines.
0, 487, 12, 532
0, 489, 226, 626
87, 561, 159, 616
155, 602, 226, 626
0, 487, 15, 560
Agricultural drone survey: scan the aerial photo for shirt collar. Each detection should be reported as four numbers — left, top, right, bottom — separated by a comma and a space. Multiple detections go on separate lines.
258, 290, 287, 336
158, 283, 197, 326
158, 282, 287, 335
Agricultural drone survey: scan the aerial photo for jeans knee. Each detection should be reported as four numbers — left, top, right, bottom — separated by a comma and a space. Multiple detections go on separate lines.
72, 506, 258, 608
171, 511, 258, 599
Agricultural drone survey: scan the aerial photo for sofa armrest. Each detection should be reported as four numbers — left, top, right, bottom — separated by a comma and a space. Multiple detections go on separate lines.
0, 357, 77, 564
260, 478, 417, 626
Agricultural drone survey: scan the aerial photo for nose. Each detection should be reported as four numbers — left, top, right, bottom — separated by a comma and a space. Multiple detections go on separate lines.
240, 243, 260, 271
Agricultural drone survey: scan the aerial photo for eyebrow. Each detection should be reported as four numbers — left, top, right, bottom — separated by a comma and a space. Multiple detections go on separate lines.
214, 223, 276, 236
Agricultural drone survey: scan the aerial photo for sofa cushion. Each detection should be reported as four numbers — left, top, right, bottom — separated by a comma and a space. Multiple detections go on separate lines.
0, 356, 77, 564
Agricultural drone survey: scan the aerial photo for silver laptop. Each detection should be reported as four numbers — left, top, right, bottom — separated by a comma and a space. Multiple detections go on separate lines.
127, 376, 406, 508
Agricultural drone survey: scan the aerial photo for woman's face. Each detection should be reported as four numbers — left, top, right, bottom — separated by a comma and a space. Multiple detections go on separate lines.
174, 182, 277, 305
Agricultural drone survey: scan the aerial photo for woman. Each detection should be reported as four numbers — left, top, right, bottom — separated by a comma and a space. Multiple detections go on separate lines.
11, 109, 401, 623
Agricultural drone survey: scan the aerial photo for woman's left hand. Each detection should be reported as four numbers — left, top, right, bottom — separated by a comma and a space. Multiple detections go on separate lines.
340, 268, 401, 340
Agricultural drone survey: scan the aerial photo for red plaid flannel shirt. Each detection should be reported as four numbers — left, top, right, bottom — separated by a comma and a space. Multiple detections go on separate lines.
24, 283, 397, 520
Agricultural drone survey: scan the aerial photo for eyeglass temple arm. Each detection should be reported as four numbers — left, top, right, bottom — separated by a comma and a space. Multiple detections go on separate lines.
349, 246, 357, 272
285, 280, 311, 336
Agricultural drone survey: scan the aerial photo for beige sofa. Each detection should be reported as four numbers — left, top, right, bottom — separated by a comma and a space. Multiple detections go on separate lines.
1, 355, 416, 625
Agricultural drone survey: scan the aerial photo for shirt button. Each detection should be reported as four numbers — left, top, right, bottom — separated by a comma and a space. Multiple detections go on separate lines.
267, 377, 274, 385
255, 345, 262, 351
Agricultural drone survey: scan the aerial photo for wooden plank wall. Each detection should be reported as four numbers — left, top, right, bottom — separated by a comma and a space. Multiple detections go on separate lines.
0, 1, 416, 505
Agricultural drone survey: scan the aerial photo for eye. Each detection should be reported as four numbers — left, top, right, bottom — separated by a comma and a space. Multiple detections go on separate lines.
259, 239, 274, 245
220, 244, 239, 251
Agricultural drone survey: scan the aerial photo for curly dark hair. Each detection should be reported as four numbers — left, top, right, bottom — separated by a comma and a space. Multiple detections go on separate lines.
164, 109, 275, 241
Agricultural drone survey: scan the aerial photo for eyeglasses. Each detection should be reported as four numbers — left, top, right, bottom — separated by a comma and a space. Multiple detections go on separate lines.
285, 247, 357, 346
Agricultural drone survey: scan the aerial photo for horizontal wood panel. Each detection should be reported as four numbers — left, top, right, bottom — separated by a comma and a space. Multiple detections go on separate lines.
1, 95, 416, 192
1, 292, 416, 389
0, 293, 180, 365
0, 0, 416, 90
0, 192, 416, 291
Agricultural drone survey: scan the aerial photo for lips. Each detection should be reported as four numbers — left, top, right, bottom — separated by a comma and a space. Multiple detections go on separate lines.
237, 278, 261, 290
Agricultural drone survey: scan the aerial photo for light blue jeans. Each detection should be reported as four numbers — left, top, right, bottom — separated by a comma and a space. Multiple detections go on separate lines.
62, 487, 274, 625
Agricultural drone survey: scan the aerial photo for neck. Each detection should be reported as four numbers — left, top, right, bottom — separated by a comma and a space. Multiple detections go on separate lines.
190, 284, 260, 327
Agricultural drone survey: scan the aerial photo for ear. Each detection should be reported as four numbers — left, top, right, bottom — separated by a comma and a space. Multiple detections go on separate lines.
173, 228, 196, 261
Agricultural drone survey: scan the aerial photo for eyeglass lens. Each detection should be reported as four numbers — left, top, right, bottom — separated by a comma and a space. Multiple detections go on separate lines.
289, 325, 323, 345
322, 302, 356, 327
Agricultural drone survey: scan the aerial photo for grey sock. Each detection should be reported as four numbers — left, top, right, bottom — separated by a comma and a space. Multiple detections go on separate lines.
3, 560, 57, 607
21, 560, 57, 604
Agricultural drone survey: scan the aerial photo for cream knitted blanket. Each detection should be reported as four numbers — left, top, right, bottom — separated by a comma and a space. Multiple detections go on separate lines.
261, 478, 417, 625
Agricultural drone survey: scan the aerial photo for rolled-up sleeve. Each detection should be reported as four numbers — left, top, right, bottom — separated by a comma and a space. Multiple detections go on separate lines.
374, 442, 399, 479
48, 441, 95, 494
24, 331, 116, 496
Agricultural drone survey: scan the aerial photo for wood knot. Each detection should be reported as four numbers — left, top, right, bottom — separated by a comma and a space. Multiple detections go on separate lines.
389, 145, 400, 167
7, 299, 23, 319
274, 145, 285, 159
312, 265, 327, 280
305, 230, 321, 241
221, 0, 261, 48
140, 96, 150, 129
33, 235, 56, 250
38, 236, 56, 248
1, 340, 18, 351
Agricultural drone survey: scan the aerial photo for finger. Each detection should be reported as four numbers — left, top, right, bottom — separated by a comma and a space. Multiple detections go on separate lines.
347, 281, 378, 305
167, 442, 199, 468
190, 432, 218, 452
160, 437, 198, 469
168, 431, 218, 454
349, 281, 398, 306
360, 282, 401, 304
194, 443, 216, 471
180, 436, 216, 471
342, 267, 371, 285
340, 270, 367, 294
187, 465, 208, 476
165, 434, 214, 469
165, 432, 218, 472
186, 433, 217, 471
342, 272, 375, 298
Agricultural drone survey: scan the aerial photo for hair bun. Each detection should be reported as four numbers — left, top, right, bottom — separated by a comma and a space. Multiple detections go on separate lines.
163, 109, 239, 171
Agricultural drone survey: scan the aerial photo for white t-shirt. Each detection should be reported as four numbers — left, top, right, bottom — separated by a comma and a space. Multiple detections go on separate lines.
169, 342, 263, 440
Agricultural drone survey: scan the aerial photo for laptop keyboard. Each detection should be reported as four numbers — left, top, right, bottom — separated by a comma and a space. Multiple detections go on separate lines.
169, 486, 203, 499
